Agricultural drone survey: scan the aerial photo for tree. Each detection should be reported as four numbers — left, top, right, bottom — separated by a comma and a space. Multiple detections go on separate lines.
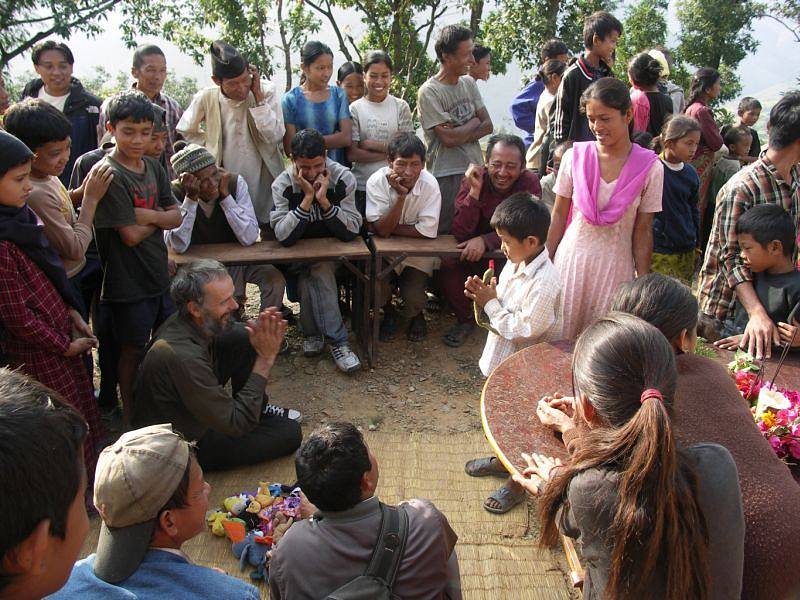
276, 0, 322, 91
612, 0, 668, 81
675, 0, 759, 104
481, 0, 615, 79
756, 1, 800, 44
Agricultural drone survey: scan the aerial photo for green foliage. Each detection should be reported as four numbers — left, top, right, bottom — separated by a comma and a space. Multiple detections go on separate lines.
612, 0, 668, 81
482, 0, 615, 79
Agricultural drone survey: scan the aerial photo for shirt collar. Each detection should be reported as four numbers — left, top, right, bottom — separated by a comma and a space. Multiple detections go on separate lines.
314, 496, 381, 522
513, 247, 550, 278
758, 154, 800, 190
131, 82, 163, 104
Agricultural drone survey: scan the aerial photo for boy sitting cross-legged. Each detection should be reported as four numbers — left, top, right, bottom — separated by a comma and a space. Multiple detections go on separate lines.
463, 193, 563, 514
366, 132, 441, 342
93, 90, 182, 426
715, 204, 800, 351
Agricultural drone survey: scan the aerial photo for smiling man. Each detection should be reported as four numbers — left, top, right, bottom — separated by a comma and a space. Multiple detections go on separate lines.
98, 45, 184, 178
21, 40, 102, 187
133, 260, 302, 471
417, 25, 493, 234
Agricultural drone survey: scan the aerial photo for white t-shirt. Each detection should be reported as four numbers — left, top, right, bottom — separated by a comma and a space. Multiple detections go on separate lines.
366, 166, 441, 275
37, 88, 69, 112
350, 95, 414, 191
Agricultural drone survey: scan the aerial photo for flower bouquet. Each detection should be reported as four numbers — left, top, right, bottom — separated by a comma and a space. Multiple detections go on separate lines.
728, 350, 800, 464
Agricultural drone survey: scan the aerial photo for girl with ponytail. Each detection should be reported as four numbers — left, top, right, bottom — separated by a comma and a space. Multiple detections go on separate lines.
516, 313, 744, 599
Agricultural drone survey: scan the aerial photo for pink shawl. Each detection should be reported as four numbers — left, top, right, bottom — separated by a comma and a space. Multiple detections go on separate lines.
571, 141, 658, 226
630, 87, 650, 132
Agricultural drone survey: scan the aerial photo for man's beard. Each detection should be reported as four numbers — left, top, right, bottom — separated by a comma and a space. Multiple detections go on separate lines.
199, 309, 234, 337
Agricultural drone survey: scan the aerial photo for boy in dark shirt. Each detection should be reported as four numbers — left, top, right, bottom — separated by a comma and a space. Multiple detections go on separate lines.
715, 204, 800, 350
93, 90, 182, 426
735, 96, 762, 162
548, 11, 622, 150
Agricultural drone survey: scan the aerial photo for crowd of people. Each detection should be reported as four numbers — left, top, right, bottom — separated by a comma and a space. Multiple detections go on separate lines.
1, 7, 800, 599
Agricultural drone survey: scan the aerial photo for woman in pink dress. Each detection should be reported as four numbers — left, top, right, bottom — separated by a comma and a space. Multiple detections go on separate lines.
546, 78, 663, 340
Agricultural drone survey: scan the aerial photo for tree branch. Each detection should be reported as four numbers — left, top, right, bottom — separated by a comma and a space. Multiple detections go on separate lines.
757, 12, 800, 43
303, 0, 352, 61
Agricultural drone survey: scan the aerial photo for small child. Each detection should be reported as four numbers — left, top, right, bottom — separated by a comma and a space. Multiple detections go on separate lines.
464, 193, 562, 515
722, 124, 754, 168
735, 96, 762, 161
0, 369, 91, 600
650, 115, 701, 284
93, 90, 182, 425
539, 140, 571, 212
715, 204, 800, 350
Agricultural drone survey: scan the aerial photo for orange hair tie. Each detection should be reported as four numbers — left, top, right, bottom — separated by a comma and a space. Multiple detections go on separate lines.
640, 388, 663, 404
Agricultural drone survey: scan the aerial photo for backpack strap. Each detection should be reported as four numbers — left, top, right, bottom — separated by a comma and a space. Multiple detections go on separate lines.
364, 503, 409, 589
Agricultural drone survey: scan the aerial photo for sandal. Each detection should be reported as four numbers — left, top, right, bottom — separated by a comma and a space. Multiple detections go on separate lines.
407, 314, 427, 342
442, 322, 474, 347
465, 456, 508, 478
483, 483, 527, 514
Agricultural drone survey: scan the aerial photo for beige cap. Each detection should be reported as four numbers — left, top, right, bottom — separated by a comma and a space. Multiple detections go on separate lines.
648, 49, 670, 78
93, 424, 190, 583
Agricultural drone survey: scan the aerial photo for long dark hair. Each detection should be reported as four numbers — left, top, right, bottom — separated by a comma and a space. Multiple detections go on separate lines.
538, 313, 711, 600
687, 67, 720, 107
535, 59, 566, 85
299, 41, 333, 85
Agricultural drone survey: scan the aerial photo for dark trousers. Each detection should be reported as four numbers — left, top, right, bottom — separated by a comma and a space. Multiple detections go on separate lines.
439, 257, 491, 323
195, 325, 302, 471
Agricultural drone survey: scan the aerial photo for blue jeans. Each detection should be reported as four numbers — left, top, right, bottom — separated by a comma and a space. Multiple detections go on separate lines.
297, 261, 349, 346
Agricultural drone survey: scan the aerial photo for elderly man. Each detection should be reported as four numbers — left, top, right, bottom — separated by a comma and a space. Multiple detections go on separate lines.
165, 142, 286, 316
440, 133, 542, 346
270, 422, 462, 599
133, 260, 301, 471
178, 40, 284, 235
98, 45, 184, 178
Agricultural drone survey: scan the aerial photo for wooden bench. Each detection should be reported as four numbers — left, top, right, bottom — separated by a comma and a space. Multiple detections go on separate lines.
367, 234, 505, 361
169, 238, 373, 363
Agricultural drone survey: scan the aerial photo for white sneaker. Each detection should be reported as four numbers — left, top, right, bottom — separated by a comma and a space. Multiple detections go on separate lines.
331, 343, 361, 373
303, 335, 325, 357
263, 403, 303, 422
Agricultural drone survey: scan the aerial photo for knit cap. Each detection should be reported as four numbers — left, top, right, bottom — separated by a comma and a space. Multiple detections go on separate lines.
170, 141, 216, 175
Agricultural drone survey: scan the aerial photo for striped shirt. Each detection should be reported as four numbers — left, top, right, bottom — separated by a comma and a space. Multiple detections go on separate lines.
698, 155, 800, 322
98, 84, 184, 178
479, 248, 563, 377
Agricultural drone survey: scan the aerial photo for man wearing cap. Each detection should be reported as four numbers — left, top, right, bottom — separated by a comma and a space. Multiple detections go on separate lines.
165, 142, 286, 316
177, 40, 284, 236
49, 424, 260, 599
133, 259, 302, 471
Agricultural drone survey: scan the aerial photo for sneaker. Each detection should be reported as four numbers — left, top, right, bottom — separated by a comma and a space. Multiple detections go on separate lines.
263, 403, 303, 422
331, 343, 361, 373
303, 335, 325, 357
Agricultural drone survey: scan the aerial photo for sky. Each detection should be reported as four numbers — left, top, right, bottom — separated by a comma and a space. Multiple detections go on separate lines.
7, 3, 799, 136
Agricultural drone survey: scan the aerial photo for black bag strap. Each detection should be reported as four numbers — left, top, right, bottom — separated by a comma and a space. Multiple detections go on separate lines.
364, 503, 409, 589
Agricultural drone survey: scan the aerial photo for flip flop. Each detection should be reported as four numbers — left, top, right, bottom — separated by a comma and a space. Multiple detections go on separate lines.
483, 483, 527, 514
465, 456, 508, 477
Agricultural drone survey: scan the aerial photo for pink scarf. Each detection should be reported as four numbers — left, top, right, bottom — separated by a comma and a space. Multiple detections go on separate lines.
571, 141, 658, 226
630, 87, 650, 132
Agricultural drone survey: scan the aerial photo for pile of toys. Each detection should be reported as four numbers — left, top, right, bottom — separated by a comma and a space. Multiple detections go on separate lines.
206, 481, 303, 581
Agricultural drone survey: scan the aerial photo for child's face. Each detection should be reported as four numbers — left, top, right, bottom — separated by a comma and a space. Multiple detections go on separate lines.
470, 55, 491, 81
730, 133, 752, 157
146, 130, 168, 160
591, 30, 620, 62
586, 99, 631, 147
738, 232, 782, 273
303, 54, 333, 88
0, 161, 33, 207
339, 72, 364, 104
108, 118, 153, 160
666, 130, 700, 164
365, 63, 392, 101
740, 109, 760, 127
496, 227, 540, 264
32, 138, 71, 177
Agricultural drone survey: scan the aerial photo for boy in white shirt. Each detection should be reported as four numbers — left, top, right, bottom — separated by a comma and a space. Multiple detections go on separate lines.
464, 193, 562, 514
366, 132, 441, 342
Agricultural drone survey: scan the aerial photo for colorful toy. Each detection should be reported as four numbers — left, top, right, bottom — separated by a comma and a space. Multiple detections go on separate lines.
206, 511, 229, 537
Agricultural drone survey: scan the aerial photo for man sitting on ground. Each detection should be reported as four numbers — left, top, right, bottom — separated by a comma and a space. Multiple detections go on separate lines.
441, 133, 541, 347
269, 422, 462, 599
0, 369, 91, 600
50, 424, 259, 599
366, 132, 441, 342
165, 142, 286, 316
270, 128, 363, 373
133, 260, 301, 471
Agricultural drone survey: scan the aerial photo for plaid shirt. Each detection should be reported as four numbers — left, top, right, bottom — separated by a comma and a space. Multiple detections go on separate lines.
98, 83, 184, 178
478, 248, 563, 377
0, 241, 104, 478
698, 155, 800, 322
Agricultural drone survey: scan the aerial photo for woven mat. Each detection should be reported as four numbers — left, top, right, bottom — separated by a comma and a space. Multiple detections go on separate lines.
80, 432, 575, 599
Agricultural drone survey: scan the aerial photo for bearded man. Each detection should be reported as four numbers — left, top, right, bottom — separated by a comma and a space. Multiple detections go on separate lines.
133, 259, 301, 471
